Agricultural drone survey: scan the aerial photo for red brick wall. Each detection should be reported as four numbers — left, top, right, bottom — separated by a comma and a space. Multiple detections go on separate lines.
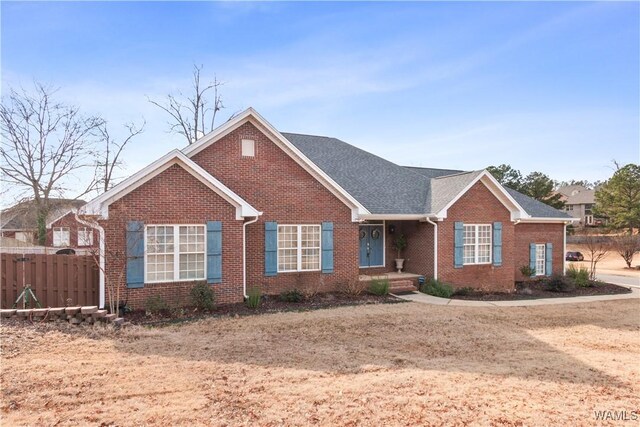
438, 181, 515, 292
101, 164, 244, 308
403, 221, 435, 278
357, 221, 434, 278
191, 122, 360, 296
514, 223, 565, 281
47, 212, 99, 249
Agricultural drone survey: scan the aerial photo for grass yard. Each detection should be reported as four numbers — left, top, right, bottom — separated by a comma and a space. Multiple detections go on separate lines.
1, 299, 639, 426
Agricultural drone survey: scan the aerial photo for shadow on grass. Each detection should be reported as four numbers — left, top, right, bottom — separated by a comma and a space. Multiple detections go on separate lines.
112, 299, 638, 389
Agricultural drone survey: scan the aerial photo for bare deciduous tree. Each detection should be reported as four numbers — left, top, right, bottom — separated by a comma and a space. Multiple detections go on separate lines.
149, 64, 224, 145
583, 231, 610, 280
1, 83, 103, 243
95, 120, 145, 192
612, 234, 639, 269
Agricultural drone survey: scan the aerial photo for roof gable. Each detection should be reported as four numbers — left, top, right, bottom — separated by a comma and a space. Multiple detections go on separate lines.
82, 150, 260, 220
431, 171, 529, 221
182, 109, 368, 220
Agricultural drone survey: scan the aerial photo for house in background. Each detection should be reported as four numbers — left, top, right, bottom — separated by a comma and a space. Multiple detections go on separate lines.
0, 199, 98, 249
557, 185, 604, 226
81, 108, 576, 309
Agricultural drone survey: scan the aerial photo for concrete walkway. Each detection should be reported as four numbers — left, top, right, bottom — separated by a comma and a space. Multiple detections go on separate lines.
394, 286, 640, 307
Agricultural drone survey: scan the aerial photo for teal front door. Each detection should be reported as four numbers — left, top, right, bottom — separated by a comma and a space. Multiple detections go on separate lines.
359, 225, 384, 267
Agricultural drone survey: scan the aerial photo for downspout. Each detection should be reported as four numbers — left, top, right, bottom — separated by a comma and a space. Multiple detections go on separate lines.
563, 221, 567, 275
424, 217, 438, 280
242, 215, 260, 299
74, 212, 106, 309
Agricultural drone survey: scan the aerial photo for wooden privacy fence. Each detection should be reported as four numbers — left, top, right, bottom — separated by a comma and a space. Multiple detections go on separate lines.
1, 253, 99, 308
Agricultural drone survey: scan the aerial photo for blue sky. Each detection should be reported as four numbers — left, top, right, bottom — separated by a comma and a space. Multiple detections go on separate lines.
2, 1, 639, 200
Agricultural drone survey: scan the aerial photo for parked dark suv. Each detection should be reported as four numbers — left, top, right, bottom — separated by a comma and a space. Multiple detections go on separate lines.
565, 251, 584, 261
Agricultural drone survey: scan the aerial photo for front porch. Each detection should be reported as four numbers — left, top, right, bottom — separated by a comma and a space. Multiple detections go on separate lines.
358, 272, 422, 294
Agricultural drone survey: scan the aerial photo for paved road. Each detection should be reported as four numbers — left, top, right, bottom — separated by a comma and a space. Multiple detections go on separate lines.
597, 274, 640, 288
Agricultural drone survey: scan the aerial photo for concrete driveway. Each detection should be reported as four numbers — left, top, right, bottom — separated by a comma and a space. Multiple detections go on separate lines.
597, 273, 640, 288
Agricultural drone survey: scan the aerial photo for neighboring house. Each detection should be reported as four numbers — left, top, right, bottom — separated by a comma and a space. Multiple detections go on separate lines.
45, 210, 99, 250
557, 185, 602, 226
0, 199, 86, 246
81, 108, 576, 309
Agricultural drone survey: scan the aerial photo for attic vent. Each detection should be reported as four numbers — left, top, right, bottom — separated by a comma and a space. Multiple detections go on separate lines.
241, 139, 255, 157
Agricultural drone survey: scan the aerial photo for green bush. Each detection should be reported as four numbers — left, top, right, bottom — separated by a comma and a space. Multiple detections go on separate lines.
544, 275, 576, 293
144, 295, 170, 314
566, 265, 590, 287
246, 286, 261, 309
368, 278, 390, 296
519, 265, 535, 278
279, 289, 304, 303
453, 286, 475, 296
420, 279, 454, 298
190, 282, 215, 310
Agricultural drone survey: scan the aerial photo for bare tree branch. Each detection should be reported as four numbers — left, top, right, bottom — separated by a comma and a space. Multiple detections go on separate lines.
0, 82, 104, 243
148, 64, 224, 145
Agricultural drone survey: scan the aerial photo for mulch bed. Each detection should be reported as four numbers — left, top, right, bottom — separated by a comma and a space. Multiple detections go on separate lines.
450, 280, 632, 301
124, 292, 404, 325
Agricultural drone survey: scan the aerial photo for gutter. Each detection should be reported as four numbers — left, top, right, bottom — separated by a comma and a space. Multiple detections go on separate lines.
74, 212, 106, 309
242, 215, 261, 298
423, 217, 438, 280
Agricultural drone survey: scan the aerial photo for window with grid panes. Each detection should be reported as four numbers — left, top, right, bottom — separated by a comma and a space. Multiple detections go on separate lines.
462, 224, 492, 265
278, 225, 321, 272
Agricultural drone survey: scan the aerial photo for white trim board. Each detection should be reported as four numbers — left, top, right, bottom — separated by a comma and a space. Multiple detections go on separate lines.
182, 108, 369, 221
82, 150, 260, 220
434, 171, 529, 221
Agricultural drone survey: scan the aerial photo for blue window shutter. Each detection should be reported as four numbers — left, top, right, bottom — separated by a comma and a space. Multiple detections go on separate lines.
529, 243, 536, 276
545, 243, 553, 276
321, 222, 334, 273
493, 222, 502, 266
126, 221, 144, 288
207, 221, 222, 284
265, 221, 278, 276
454, 222, 464, 268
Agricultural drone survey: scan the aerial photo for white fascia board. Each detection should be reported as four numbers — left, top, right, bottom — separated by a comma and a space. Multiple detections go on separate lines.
517, 217, 579, 224
46, 208, 77, 229
81, 150, 260, 220
436, 171, 529, 221
359, 214, 428, 221
182, 107, 370, 221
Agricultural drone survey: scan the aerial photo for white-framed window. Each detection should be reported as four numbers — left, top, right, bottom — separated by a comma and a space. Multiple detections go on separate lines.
14, 232, 30, 243
277, 224, 321, 272
462, 224, 492, 265
145, 225, 206, 283
78, 227, 94, 246
53, 227, 70, 247
535, 244, 546, 276
241, 139, 255, 157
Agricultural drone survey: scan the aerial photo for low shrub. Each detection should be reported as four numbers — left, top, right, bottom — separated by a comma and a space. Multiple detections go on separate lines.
566, 265, 590, 287
246, 286, 261, 309
279, 289, 304, 303
544, 274, 576, 293
519, 265, 535, 278
368, 278, 390, 296
453, 286, 475, 296
144, 295, 170, 314
190, 282, 215, 310
343, 276, 367, 296
420, 279, 454, 298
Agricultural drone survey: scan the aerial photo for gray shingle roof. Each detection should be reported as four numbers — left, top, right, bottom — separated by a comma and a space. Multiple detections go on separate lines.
283, 133, 431, 214
504, 188, 572, 219
283, 132, 570, 219
1, 199, 85, 230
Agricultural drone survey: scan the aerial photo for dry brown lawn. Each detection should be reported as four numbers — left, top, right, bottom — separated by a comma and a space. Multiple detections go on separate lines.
1, 300, 639, 426
567, 243, 640, 278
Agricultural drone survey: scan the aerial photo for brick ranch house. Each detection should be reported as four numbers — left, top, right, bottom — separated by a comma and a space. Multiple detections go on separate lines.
80, 108, 576, 309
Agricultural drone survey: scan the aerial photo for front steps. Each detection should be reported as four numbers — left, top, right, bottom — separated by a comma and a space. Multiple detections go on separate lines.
359, 272, 420, 294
